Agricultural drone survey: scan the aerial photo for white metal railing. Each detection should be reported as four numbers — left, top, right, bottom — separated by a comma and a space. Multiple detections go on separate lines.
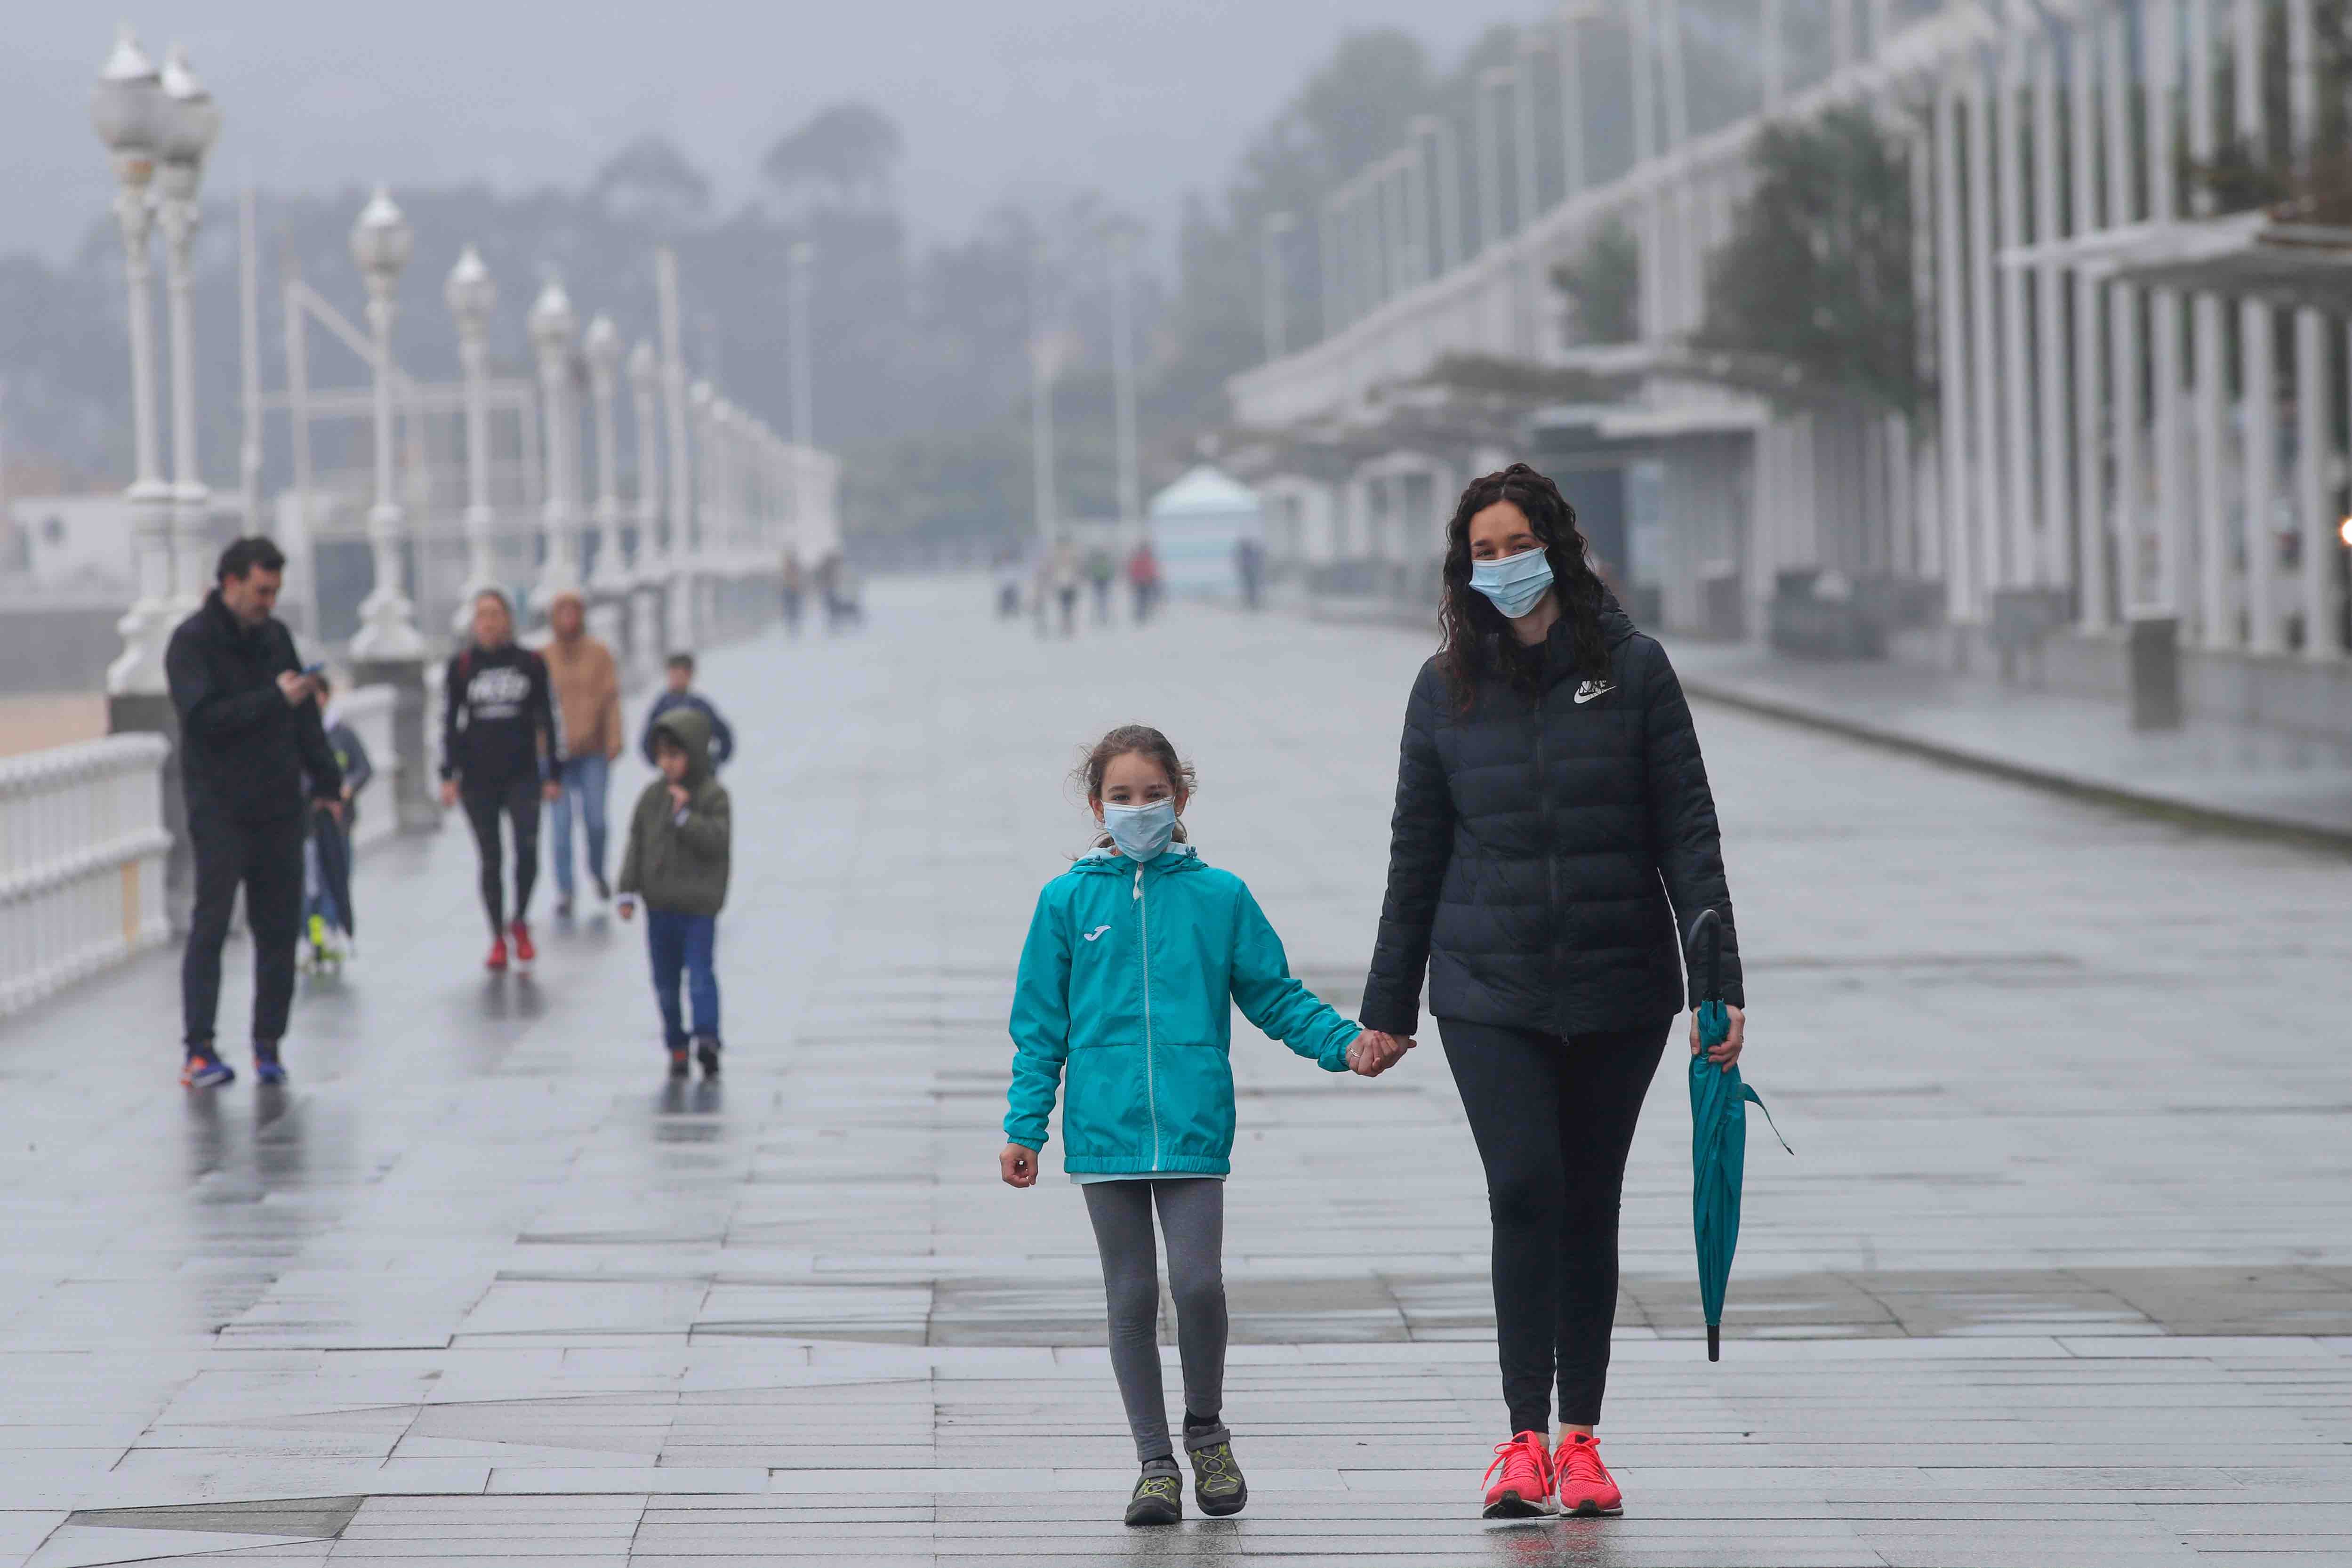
336, 684, 398, 851
0, 733, 172, 1018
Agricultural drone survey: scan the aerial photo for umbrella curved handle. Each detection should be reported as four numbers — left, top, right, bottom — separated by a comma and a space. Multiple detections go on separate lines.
1686, 909, 1723, 1003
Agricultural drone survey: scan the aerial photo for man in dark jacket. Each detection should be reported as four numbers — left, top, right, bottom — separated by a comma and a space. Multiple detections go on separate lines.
166, 537, 342, 1088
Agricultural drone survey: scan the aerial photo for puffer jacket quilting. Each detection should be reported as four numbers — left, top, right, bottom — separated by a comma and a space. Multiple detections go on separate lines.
1360, 605, 1741, 1038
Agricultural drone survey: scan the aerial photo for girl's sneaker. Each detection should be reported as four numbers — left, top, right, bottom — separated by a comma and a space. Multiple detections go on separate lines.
484, 935, 509, 972
1552, 1432, 1623, 1517
508, 920, 536, 971
1124, 1460, 1183, 1527
1481, 1431, 1554, 1519
1187, 1438, 1247, 1516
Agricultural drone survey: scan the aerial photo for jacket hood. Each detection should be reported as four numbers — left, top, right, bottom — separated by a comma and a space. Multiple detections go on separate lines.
1071, 842, 1202, 876
1597, 590, 1638, 648
650, 704, 714, 785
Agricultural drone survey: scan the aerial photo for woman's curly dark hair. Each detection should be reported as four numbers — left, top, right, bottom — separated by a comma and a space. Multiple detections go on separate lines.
1435, 463, 1611, 708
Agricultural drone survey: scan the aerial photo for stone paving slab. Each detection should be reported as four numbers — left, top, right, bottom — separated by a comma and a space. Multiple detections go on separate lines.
0, 577, 2347, 1564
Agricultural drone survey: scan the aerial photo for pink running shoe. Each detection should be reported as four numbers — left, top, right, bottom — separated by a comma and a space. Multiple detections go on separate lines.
1481, 1431, 1554, 1519
1553, 1432, 1623, 1517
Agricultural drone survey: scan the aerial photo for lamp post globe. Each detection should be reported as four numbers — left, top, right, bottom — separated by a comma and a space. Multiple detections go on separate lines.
350, 184, 415, 288
153, 43, 220, 202
93, 25, 174, 697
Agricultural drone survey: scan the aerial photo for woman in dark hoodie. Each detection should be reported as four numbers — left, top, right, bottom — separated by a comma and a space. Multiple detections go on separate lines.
1356, 464, 1745, 1521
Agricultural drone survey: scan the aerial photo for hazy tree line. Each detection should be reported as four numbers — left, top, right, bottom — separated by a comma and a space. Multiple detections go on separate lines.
1, 24, 1619, 547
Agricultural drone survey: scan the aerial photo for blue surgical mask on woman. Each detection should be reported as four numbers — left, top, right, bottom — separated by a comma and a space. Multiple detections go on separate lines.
1469, 547, 1556, 619
1100, 797, 1177, 861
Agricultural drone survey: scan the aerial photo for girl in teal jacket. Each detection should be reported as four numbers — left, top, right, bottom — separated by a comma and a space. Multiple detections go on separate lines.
999, 725, 1409, 1528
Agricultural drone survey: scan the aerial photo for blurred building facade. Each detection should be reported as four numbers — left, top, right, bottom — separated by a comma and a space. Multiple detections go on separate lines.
1226, 0, 2352, 740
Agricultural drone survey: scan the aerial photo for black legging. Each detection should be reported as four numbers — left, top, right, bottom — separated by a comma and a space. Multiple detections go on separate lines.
460, 773, 541, 933
1438, 1017, 1670, 1436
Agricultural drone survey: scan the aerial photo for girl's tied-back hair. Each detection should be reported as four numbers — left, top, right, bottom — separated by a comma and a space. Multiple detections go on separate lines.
1073, 724, 1197, 851
1435, 463, 1612, 710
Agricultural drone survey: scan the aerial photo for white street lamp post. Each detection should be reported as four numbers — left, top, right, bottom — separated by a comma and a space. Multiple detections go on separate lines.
628, 339, 666, 676
154, 44, 220, 622
1109, 228, 1140, 529
445, 244, 498, 631
529, 276, 583, 608
655, 248, 696, 649
583, 313, 630, 651
92, 27, 174, 697
348, 185, 423, 658
689, 381, 716, 635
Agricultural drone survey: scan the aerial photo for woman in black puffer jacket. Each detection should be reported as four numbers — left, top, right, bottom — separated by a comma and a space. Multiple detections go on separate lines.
1357, 464, 1745, 1520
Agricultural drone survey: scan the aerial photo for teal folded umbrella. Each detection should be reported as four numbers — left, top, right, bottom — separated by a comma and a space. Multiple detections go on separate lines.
1687, 909, 1790, 1361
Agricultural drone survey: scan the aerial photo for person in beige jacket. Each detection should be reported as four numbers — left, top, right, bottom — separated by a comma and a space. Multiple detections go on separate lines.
542, 591, 623, 914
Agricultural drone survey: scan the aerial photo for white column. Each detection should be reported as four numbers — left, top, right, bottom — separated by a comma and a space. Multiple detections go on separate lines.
2289, 0, 2338, 657
2147, 0, 2188, 613
585, 313, 632, 658
1935, 71, 1975, 624
1559, 8, 1585, 199
2032, 32, 2069, 594
446, 246, 498, 630
2106, 8, 2147, 612
628, 339, 666, 673
1966, 60, 2003, 612
1028, 244, 1060, 550
1661, 0, 1693, 334
2071, 16, 2111, 632
529, 277, 582, 606
2240, 0, 2280, 651
1627, 7, 1659, 341
1996, 24, 2035, 590
656, 249, 697, 647
157, 188, 211, 619
103, 158, 173, 696
237, 185, 262, 534
1110, 229, 1140, 527
2187, 0, 2232, 646
348, 188, 423, 658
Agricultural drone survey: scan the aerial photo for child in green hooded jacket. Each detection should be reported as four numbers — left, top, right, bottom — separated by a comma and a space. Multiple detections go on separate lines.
617, 705, 731, 1078
999, 725, 1411, 1528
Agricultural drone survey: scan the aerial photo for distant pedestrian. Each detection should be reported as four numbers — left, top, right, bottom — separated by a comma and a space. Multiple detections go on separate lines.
780, 554, 806, 638
1233, 537, 1265, 611
1358, 464, 1744, 1522
1086, 544, 1116, 623
300, 673, 373, 970
1125, 538, 1161, 623
998, 725, 1402, 1528
1052, 539, 1081, 636
640, 653, 735, 770
993, 547, 1024, 619
165, 536, 342, 1088
440, 589, 561, 973
616, 706, 731, 1078
542, 590, 623, 917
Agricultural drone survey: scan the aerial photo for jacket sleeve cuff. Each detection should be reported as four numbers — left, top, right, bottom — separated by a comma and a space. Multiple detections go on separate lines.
1003, 1117, 1049, 1150
1357, 996, 1420, 1037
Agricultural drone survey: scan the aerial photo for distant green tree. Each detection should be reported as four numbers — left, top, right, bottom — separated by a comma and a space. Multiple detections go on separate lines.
762, 102, 906, 210
1551, 222, 1640, 346
1696, 107, 1919, 415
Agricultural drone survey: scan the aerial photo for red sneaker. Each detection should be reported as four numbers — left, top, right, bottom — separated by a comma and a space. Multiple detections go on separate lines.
508, 920, 536, 969
1552, 1432, 1622, 1517
1481, 1431, 1553, 1519
484, 935, 508, 972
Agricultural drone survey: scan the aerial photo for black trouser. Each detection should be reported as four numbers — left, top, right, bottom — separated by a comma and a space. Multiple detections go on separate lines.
461, 773, 541, 934
1438, 1016, 1670, 1435
182, 809, 307, 1052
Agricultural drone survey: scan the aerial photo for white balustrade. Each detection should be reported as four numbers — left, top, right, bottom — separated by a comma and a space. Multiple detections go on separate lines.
0, 734, 173, 1017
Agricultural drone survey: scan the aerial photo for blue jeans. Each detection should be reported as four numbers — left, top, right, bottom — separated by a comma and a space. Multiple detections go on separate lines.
646, 909, 719, 1048
548, 753, 610, 899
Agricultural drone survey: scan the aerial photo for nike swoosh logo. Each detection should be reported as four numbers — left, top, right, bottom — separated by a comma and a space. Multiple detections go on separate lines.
1083, 926, 1111, 942
1574, 681, 1615, 705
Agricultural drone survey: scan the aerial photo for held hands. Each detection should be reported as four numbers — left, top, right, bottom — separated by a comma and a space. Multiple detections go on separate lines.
542, 779, 562, 803
999, 1143, 1039, 1188
1346, 1029, 1414, 1077
1690, 1004, 1747, 1072
438, 780, 459, 810
616, 895, 637, 922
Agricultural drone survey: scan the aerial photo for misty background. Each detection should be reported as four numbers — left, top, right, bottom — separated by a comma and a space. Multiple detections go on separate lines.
2, 2, 1572, 548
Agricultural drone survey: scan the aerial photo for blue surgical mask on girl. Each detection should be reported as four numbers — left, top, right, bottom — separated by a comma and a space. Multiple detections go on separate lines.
1469, 547, 1556, 619
1100, 797, 1177, 861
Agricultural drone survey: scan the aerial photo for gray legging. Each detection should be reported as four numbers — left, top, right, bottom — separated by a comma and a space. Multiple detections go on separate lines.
1083, 1178, 1230, 1463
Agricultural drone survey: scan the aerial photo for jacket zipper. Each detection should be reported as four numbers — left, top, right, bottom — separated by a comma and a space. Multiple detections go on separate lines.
1135, 861, 1159, 1170
1535, 690, 1560, 1009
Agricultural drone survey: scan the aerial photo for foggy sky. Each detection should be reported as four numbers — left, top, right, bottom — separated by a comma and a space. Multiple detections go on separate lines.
9, 1, 1524, 262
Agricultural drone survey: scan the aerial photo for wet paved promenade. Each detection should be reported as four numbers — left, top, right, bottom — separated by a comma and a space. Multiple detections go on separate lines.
2, 577, 2349, 1567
